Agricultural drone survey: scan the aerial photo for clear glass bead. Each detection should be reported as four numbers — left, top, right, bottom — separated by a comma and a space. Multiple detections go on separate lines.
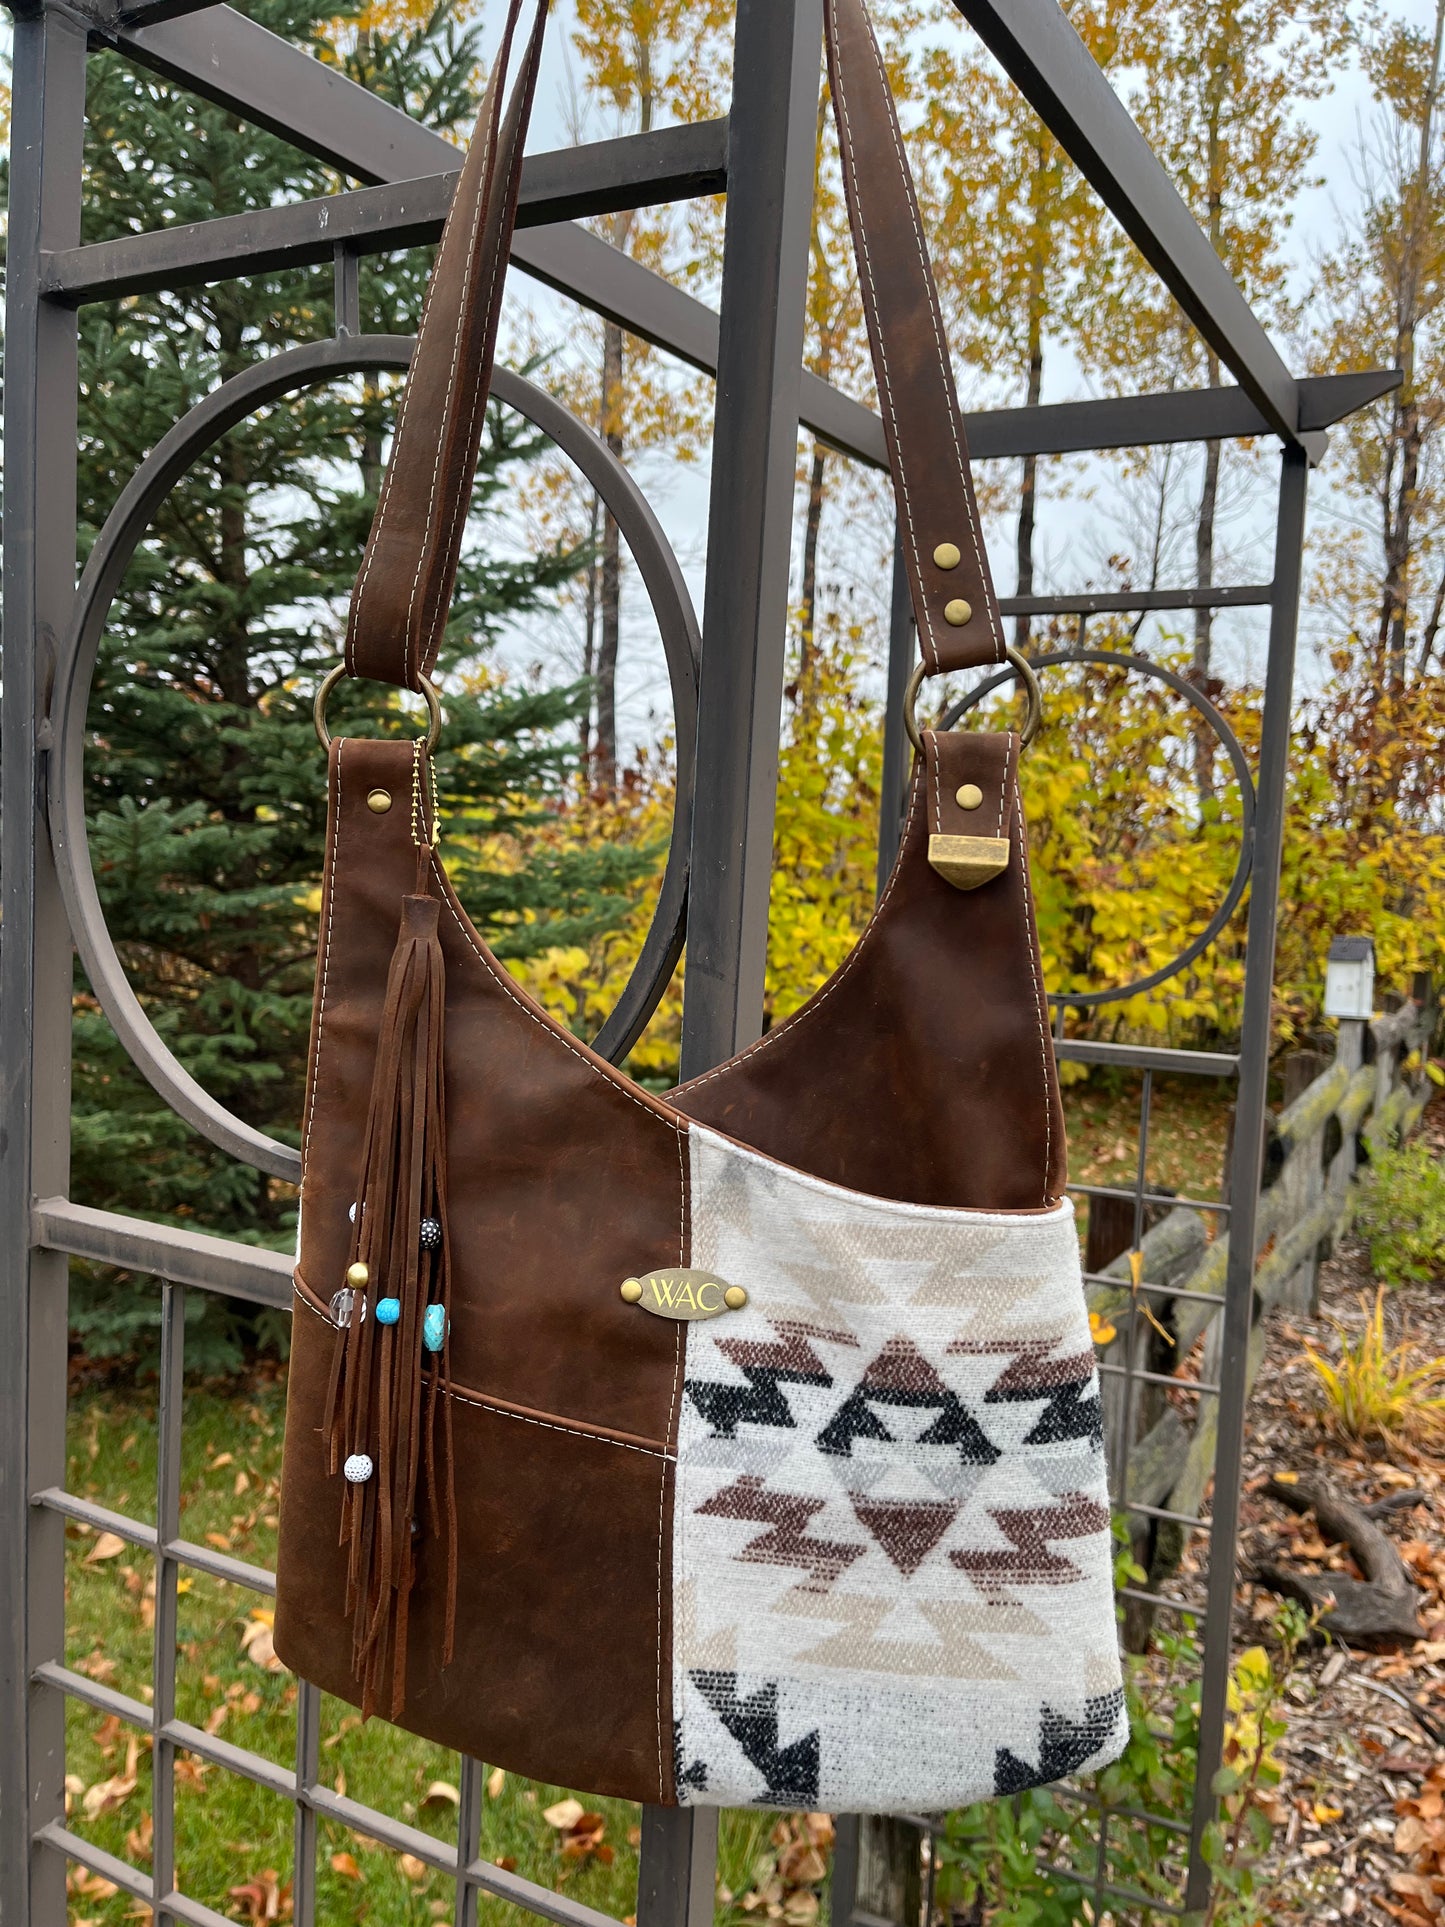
329, 1287, 366, 1328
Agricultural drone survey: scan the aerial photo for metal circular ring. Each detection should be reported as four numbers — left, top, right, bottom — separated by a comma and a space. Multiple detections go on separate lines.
312, 662, 444, 754
904, 644, 1043, 756
940, 647, 1257, 1010
52, 336, 701, 1179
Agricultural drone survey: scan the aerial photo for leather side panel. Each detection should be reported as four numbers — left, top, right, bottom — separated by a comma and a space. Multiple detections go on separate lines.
277, 1294, 673, 1803
671, 731, 1065, 1210
280, 736, 684, 1796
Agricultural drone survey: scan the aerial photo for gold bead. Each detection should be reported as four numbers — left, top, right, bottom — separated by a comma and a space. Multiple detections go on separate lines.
944, 598, 973, 627
366, 788, 393, 814
346, 1261, 369, 1288
620, 1278, 644, 1304
723, 1286, 748, 1311
955, 783, 984, 811
932, 542, 962, 571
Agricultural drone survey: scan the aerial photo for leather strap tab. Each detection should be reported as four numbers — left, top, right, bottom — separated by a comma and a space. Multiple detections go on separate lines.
825, 0, 1005, 676
345, 0, 548, 690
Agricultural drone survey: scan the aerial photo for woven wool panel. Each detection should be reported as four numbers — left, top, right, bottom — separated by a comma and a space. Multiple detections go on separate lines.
671, 1126, 1128, 1812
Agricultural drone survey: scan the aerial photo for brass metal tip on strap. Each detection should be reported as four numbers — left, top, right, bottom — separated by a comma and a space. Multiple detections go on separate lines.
903, 646, 1044, 757
313, 662, 445, 755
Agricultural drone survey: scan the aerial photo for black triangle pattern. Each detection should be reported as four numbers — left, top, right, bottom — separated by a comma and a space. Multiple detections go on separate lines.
685, 1361, 833, 1439
1023, 1379, 1104, 1448
993, 1688, 1127, 1795
689, 1670, 821, 1806
818, 1384, 1001, 1464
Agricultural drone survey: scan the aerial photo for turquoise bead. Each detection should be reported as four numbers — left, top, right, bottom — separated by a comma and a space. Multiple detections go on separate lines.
375, 1296, 401, 1326
422, 1304, 449, 1353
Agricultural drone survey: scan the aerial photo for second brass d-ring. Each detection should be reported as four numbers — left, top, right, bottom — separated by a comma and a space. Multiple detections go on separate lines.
313, 662, 444, 754
904, 645, 1044, 756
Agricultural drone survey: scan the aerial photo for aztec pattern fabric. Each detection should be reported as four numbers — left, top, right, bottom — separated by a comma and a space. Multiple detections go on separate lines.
672, 1128, 1127, 1812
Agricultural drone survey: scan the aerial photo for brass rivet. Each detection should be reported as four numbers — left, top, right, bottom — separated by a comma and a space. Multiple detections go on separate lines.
933, 542, 962, 571
620, 1278, 644, 1304
366, 788, 393, 814
346, 1261, 370, 1288
956, 783, 984, 811
723, 1286, 748, 1311
944, 598, 973, 627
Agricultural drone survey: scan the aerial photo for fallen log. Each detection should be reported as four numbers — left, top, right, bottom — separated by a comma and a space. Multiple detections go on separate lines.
1253, 1472, 1425, 1650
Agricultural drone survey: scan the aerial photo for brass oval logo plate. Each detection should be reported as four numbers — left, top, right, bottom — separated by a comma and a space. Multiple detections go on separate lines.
620, 1268, 746, 1321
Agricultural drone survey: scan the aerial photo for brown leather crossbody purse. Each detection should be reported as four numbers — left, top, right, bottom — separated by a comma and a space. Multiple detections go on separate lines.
274, 0, 1126, 1813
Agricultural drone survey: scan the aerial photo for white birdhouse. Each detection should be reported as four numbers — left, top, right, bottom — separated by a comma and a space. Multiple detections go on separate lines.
1324, 934, 1375, 1022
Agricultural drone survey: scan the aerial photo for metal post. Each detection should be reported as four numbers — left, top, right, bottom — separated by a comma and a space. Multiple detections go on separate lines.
876, 529, 915, 894
677, 0, 825, 1077
1185, 445, 1309, 1908
0, 12, 87, 1927
151, 1286, 187, 1924
655, 0, 822, 1914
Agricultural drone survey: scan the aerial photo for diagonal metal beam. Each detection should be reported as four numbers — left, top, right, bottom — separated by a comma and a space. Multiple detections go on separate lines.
40, 119, 729, 301
955, 0, 1303, 443
104, 5, 1390, 472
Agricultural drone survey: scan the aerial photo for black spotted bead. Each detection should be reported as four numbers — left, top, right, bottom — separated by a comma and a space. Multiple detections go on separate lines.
419, 1217, 442, 1251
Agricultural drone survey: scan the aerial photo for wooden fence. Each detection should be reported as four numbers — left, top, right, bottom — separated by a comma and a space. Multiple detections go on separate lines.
1094, 978, 1440, 1646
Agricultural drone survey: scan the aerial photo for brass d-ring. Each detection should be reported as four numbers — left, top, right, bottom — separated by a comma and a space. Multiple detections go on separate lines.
903, 645, 1043, 757
313, 663, 444, 754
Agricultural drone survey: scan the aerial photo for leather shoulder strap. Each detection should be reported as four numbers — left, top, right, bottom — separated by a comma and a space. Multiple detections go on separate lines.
345, 0, 548, 690
824, 0, 1005, 675
345, 0, 1003, 690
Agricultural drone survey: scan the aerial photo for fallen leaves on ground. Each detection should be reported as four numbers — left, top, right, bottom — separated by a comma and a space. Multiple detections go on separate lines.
328, 1852, 361, 1881
420, 1780, 459, 1811
1387, 1757, 1445, 1926
69, 1868, 120, 1901
737, 1813, 835, 1921
227, 1869, 292, 1923
83, 1531, 128, 1565
80, 1733, 142, 1822
238, 1609, 284, 1673
542, 1798, 613, 1870
74, 1650, 119, 1683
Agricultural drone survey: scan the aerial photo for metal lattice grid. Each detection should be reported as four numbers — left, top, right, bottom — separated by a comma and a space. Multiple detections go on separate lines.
0, 1, 1394, 1923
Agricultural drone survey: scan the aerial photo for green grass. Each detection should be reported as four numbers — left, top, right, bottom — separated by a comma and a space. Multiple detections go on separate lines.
61, 1381, 794, 1927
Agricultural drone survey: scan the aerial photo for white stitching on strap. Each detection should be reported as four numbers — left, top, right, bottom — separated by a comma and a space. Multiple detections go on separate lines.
848, 0, 1005, 662
399, 141, 497, 686
301, 744, 344, 1171
829, 0, 935, 669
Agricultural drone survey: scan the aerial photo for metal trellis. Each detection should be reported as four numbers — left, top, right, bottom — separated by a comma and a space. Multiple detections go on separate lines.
0, 0, 1396, 1922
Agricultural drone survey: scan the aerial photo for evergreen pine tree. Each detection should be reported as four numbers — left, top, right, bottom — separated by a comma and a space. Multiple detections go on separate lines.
67, 0, 653, 1366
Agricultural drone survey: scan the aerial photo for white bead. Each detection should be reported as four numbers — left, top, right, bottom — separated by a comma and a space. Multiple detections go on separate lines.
343, 1453, 373, 1484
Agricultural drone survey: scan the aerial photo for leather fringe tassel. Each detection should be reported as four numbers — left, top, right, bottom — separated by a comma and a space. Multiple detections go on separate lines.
322, 846, 457, 1720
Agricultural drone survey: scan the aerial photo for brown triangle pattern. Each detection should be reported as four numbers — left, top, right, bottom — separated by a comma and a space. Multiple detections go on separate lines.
950, 1496, 1110, 1593
860, 1335, 947, 1398
696, 1473, 866, 1592
848, 1496, 959, 1575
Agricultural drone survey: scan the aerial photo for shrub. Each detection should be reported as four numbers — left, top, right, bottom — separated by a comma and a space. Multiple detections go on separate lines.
1303, 1287, 1445, 1444
1354, 1137, 1445, 1287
